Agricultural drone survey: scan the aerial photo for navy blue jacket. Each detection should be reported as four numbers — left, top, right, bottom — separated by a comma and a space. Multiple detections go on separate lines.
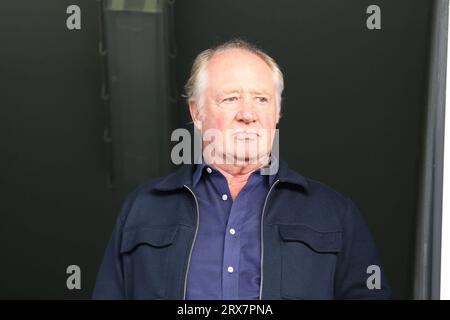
92, 160, 392, 299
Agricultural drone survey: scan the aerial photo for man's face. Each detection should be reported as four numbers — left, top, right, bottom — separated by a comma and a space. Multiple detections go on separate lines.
191, 49, 278, 165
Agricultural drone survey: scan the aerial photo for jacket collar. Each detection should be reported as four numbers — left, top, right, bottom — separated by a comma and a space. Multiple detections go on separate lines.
153, 159, 309, 192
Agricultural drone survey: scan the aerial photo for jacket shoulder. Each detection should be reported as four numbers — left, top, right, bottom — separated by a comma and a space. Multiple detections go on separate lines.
115, 175, 175, 223
280, 168, 355, 231
304, 177, 350, 212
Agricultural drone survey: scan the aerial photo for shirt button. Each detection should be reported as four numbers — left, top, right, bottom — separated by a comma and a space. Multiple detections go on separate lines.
222, 194, 228, 201
229, 228, 236, 235
206, 167, 212, 174
227, 266, 234, 273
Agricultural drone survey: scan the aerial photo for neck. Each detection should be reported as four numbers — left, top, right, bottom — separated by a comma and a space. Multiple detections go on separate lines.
205, 155, 267, 200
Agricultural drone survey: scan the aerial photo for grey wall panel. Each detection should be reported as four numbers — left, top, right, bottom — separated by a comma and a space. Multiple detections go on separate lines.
103, 1, 174, 199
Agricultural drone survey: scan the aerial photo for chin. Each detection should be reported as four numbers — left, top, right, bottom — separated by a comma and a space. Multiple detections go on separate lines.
233, 153, 261, 165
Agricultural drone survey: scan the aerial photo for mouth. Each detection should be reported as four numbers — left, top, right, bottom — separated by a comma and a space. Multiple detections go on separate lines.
233, 130, 260, 140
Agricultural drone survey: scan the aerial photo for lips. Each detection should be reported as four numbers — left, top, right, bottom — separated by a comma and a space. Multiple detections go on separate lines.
233, 130, 259, 140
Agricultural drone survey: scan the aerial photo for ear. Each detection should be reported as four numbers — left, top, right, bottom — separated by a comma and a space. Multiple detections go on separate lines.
188, 100, 202, 131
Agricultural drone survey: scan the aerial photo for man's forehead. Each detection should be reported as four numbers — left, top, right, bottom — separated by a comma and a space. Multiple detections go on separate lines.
215, 87, 273, 95
204, 49, 276, 96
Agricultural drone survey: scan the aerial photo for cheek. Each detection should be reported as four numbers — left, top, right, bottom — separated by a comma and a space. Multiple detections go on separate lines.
259, 109, 277, 128
202, 108, 236, 131
203, 116, 228, 132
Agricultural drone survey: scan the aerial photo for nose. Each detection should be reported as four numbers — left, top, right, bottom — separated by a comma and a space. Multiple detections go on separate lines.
235, 96, 256, 124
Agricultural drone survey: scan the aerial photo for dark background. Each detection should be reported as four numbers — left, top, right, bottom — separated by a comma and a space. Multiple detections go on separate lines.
0, 0, 433, 299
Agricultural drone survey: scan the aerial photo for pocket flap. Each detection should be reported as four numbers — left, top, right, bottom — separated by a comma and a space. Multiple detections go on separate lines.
120, 226, 178, 253
278, 224, 342, 253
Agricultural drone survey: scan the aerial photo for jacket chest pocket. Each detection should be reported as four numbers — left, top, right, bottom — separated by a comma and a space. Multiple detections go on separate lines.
278, 224, 342, 300
120, 225, 178, 299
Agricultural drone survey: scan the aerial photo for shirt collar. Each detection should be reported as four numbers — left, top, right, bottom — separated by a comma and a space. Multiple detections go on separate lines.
154, 157, 308, 192
192, 160, 272, 189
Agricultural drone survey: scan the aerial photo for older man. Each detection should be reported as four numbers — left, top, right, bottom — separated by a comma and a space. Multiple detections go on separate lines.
92, 39, 391, 300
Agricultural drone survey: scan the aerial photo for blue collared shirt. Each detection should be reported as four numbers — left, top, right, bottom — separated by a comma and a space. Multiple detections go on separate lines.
185, 163, 272, 300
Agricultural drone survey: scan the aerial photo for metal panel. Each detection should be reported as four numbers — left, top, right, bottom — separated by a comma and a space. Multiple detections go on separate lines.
101, 0, 176, 199
414, 0, 448, 300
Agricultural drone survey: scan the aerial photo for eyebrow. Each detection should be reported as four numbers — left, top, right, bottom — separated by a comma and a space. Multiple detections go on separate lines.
249, 90, 271, 96
217, 90, 240, 96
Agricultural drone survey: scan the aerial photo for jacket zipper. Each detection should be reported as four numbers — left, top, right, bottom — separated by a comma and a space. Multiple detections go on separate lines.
182, 185, 200, 300
259, 179, 279, 300
183, 179, 279, 300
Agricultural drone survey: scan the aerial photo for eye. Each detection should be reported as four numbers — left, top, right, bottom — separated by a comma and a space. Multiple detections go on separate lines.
256, 96, 268, 104
223, 96, 238, 103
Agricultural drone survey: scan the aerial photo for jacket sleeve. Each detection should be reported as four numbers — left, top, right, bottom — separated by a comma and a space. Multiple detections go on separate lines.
91, 192, 137, 299
334, 197, 392, 299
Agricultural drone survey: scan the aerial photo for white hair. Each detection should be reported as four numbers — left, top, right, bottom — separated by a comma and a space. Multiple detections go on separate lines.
184, 39, 284, 122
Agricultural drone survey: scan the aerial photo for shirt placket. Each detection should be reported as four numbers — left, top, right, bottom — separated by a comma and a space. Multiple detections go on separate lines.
222, 192, 245, 299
